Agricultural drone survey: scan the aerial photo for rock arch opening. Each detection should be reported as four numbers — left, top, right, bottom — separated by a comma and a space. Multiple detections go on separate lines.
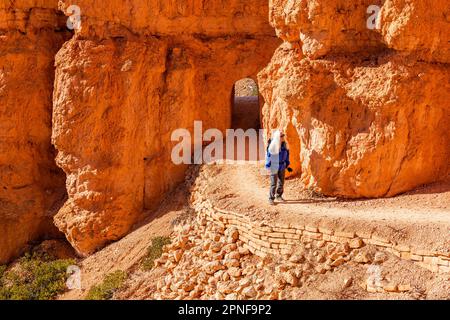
223, 78, 265, 163
231, 78, 261, 131
45, 1, 281, 256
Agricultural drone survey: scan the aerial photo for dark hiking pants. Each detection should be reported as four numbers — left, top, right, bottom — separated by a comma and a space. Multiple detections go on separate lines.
269, 169, 286, 200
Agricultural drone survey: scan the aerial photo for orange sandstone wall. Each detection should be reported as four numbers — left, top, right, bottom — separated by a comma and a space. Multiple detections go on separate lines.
52, 0, 280, 255
259, 0, 450, 198
0, 1, 69, 263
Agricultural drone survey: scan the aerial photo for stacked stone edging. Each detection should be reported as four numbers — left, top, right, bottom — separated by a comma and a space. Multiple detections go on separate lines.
196, 200, 450, 274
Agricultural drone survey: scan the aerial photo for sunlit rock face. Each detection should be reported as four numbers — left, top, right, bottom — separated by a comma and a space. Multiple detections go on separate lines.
52, 0, 280, 255
0, 1, 69, 263
259, 0, 450, 198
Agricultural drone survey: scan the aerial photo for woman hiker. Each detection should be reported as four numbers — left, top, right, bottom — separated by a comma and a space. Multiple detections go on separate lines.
265, 130, 293, 205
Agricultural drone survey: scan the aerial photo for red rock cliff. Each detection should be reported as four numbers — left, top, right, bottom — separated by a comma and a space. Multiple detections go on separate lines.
259, 0, 449, 198
0, 0, 69, 263
52, 0, 280, 255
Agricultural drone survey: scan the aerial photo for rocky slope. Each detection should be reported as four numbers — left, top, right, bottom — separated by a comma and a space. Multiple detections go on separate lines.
116, 214, 449, 300
58, 166, 449, 300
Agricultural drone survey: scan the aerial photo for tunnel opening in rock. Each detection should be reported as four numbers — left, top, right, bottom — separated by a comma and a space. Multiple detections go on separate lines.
231, 78, 261, 131
46, 0, 282, 256
224, 78, 265, 163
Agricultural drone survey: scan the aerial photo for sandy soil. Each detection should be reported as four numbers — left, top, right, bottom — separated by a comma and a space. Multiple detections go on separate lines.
113, 162, 450, 300
202, 163, 450, 253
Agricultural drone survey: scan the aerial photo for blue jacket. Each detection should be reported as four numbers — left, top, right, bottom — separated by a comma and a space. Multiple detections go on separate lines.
265, 142, 290, 171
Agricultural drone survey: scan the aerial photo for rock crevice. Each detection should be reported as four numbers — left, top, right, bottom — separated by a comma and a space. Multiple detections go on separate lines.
0, 1, 71, 263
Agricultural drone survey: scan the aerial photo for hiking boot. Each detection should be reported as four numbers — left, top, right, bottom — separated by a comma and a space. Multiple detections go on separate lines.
276, 196, 286, 202
269, 199, 275, 206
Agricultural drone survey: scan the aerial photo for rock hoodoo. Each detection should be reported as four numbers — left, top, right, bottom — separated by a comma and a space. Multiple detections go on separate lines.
259, 0, 449, 198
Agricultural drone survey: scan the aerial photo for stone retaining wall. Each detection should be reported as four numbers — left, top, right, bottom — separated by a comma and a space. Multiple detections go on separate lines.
196, 200, 450, 274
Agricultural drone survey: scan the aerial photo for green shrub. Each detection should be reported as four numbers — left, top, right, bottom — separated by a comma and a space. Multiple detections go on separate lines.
0, 265, 6, 278
85, 270, 127, 300
141, 236, 171, 271
0, 253, 75, 300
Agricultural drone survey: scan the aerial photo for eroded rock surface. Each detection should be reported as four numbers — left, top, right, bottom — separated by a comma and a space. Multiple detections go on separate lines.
269, 0, 450, 62
52, 0, 280, 255
260, 0, 450, 198
0, 1, 69, 263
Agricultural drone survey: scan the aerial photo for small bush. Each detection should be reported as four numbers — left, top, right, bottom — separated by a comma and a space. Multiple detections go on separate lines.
0, 253, 75, 300
85, 270, 127, 300
0, 265, 6, 278
141, 236, 171, 271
